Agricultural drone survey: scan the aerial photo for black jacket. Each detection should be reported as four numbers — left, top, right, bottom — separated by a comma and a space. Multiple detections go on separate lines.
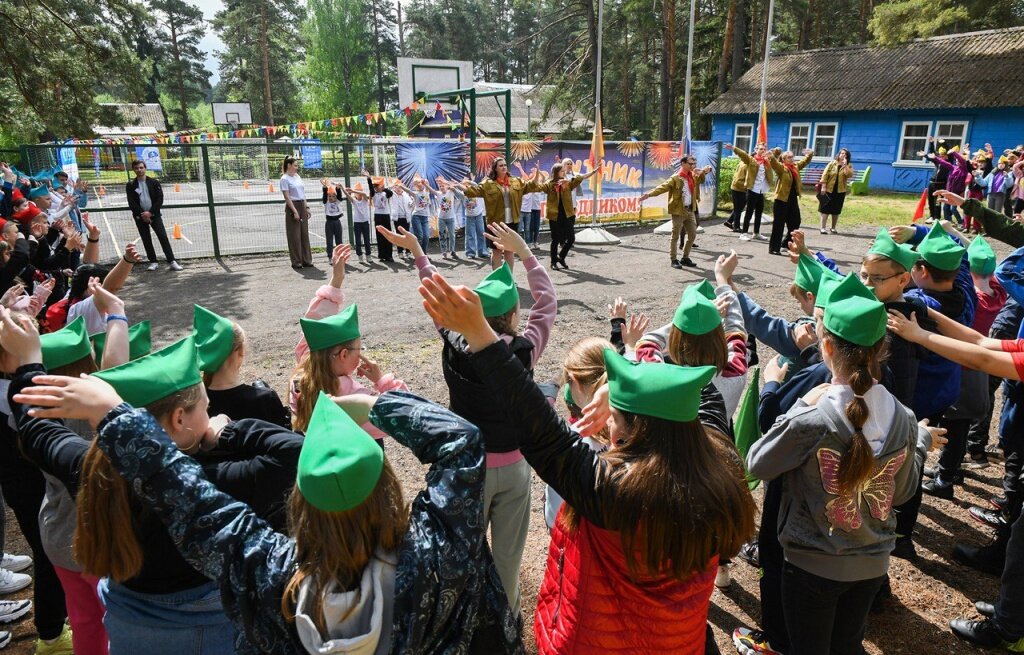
126, 176, 164, 218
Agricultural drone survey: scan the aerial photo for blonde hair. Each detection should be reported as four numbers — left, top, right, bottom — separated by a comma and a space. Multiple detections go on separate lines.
562, 337, 613, 443
290, 342, 353, 432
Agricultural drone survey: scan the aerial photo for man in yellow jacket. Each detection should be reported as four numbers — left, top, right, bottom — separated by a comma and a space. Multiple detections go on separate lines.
640, 155, 712, 269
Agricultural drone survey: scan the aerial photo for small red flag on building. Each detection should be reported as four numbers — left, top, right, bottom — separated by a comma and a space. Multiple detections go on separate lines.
912, 188, 929, 222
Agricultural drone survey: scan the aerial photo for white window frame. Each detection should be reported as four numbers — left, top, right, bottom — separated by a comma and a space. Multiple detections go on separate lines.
934, 120, 969, 152
732, 123, 754, 155
787, 123, 812, 154
895, 120, 934, 166
811, 122, 839, 161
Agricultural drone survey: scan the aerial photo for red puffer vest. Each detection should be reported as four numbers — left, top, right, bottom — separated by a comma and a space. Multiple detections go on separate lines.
534, 508, 717, 654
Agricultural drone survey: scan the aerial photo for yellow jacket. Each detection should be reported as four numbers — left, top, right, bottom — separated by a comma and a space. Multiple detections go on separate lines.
648, 171, 707, 214
539, 175, 586, 221
463, 177, 543, 224
820, 160, 854, 194
769, 152, 814, 200
731, 147, 775, 192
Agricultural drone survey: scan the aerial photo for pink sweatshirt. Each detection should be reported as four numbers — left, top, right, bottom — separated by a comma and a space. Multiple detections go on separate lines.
416, 254, 557, 465
291, 284, 408, 440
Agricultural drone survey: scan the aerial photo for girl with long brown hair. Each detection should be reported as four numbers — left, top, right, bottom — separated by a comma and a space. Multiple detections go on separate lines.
746, 274, 939, 655
418, 270, 756, 654
457, 158, 542, 271
289, 244, 407, 438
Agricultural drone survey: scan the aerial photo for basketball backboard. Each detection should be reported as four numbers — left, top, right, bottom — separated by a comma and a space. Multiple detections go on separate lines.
397, 58, 474, 110
212, 102, 253, 126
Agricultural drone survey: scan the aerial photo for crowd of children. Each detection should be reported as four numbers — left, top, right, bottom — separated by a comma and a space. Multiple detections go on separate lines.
1, 145, 1024, 655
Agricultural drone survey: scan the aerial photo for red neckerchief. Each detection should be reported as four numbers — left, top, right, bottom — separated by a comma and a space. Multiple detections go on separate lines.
753, 153, 768, 165
676, 168, 695, 195
784, 161, 800, 180
496, 175, 510, 189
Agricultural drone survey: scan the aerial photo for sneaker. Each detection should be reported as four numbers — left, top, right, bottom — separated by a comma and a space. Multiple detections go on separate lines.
169, 260, 183, 271
829, 228, 838, 234
450, 251, 459, 259
732, 626, 783, 655
146, 262, 159, 271
926, 217, 936, 224
0, 568, 31, 594
696, 226, 705, 234
0, 631, 8, 648
441, 252, 449, 260
950, 618, 1024, 650
0, 554, 30, 574
975, 601, 996, 618
681, 257, 698, 268
754, 234, 768, 241
969, 506, 1007, 529
922, 478, 955, 500
891, 536, 917, 560
990, 494, 1007, 511
34, 624, 73, 655
820, 229, 828, 234
672, 259, 683, 269
737, 541, 759, 568
953, 540, 1006, 576
559, 257, 569, 269
963, 452, 991, 470
986, 444, 1005, 462
714, 564, 731, 589
924, 465, 963, 483
739, 233, 752, 241
0, 599, 31, 623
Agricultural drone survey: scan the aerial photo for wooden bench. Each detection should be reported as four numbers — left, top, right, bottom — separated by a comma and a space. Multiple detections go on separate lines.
802, 165, 872, 195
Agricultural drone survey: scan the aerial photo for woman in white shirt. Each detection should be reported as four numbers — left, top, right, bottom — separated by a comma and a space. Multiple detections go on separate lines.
280, 157, 313, 268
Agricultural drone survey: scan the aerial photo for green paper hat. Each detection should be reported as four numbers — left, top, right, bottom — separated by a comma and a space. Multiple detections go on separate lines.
867, 228, 921, 272
94, 335, 202, 408
300, 305, 360, 352
563, 382, 574, 406
794, 254, 840, 295
91, 321, 152, 364
694, 279, 716, 300
40, 317, 92, 370
823, 274, 887, 347
604, 348, 716, 422
297, 392, 384, 512
193, 305, 235, 373
918, 222, 966, 271
814, 274, 844, 309
27, 186, 49, 199
475, 262, 519, 317
967, 235, 997, 276
672, 284, 722, 335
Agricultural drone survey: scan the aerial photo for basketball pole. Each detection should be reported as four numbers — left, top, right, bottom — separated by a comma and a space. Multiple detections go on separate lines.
574, 0, 620, 246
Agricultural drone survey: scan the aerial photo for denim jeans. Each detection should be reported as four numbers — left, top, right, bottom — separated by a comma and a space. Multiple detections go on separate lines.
98, 579, 235, 655
411, 214, 430, 253
943, 201, 963, 224
438, 217, 456, 253
352, 221, 371, 257
521, 209, 540, 244
465, 215, 486, 256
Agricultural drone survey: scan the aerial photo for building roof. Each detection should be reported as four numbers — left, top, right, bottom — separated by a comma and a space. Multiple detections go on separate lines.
471, 83, 590, 135
704, 26, 1024, 115
94, 103, 168, 136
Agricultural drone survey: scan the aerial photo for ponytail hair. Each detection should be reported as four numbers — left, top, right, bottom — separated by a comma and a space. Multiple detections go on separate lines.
823, 328, 887, 495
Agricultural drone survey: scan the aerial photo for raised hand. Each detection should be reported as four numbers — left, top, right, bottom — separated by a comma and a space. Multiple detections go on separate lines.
724, 143, 734, 151
888, 225, 916, 244
356, 355, 383, 384
329, 244, 351, 287
715, 250, 739, 286
932, 190, 965, 208
83, 213, 100, 240
12, 374, 123, 428
418, 273, 498, 352
484, 222, 530, 261
0, 283, 26, 308
622, 313, 651, 350
123, 243, 142, 264
88, 278, 126, 317
608, 297, 627, 320
576, 383, 610, 438
375, 225, 422, 258
0, 306, 42, 366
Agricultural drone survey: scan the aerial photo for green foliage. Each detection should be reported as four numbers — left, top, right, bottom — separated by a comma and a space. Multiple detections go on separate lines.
869, 0, 970, 45
300, 0, 379, 118
152, 0, 212, 130
717, 156, 739, 205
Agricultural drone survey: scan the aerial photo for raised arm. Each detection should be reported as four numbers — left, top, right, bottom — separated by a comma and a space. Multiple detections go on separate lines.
294, 244, 350, 362
887, 311, 1020, 381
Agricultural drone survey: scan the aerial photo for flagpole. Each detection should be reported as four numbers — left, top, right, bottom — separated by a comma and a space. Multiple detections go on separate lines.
682, 0, 697, 153
758, 0, 776, 140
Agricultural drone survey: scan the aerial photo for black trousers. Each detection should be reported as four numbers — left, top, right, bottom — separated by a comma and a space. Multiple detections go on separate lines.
0, 430, 67, 639
742, 191, 766, 234
134, 213, 176, 263
936, 418, 972, 483
393, 217, 410, 254
769, 190, 800, 253
550, 216, 576, 263
373, 214, 393, 261
758, 478, 789, 651
1003, 427, 1024, 529
727, 190, 747, 228
927, 181, 944, 220
967, 374, 1002, 457
895, 410, 944, 539
781, 562, 886, 655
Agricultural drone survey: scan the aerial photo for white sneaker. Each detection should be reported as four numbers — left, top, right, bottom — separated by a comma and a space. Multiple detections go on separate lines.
739, 233, 752, 241
169, 261, 183, 271
925, 217, 936, 224
695, 226, 705, 234
0, 568, 31, 595
358, 255, 365, 263
0, 630, 9, 648
0, 599, 31, 623
714, 564, 732, 589
754, 233, 768, 241
146, 262, 159, 271
0, 554, 30, 574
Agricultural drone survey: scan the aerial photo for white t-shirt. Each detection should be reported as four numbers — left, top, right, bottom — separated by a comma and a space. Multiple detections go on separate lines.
324, 199, 343, 217
67, 296, 106, 336
461, 192, 484, 217
280, 173, 306, 201
350, 199, 371, 223
410, 190, 432, 216
437, 191, 458, 220
390, 194, 410, 219
371, 192, 390, 215
752, 163, 769, 194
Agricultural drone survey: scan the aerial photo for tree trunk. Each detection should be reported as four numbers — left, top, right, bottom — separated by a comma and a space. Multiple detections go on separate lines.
798, 0, 815, 50
732, 0, 746, 84
718, 0, 736, 93
396, 0, 405, 55
259, 4, 274, 125
168, 17, 190, 129
659, 0, 676, 140
371, 3, 386, 116
859, 0, 872, 41
622, 18, 631, 133
584, 0, 599, 113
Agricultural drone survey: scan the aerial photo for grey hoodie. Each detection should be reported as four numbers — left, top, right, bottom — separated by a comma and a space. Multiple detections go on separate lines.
747, 386, 930, 582
294, 552, 397, 655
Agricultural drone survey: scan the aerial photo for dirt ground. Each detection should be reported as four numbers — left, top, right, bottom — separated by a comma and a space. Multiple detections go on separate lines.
2, 217, 1010, 653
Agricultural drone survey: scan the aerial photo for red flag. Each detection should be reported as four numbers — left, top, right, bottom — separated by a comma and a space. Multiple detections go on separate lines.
912, 188, 929, 222
757, 101, 768, 145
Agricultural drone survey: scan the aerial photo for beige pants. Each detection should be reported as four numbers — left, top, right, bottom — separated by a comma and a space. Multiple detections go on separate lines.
285, 200, 313, 267
670, 209, 697, 261
483, 458, 532, 617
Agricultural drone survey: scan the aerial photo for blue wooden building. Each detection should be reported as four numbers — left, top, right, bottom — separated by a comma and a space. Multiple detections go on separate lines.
704, 27, 1024, 193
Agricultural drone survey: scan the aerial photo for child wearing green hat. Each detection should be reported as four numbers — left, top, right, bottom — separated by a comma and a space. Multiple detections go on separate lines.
16, 368, 523, 653
6, 323, 308, 655
417, 270, 756, 654
194, 304, 289, 427
290, 245, 407, 440
747, 274, 939, 655
378, 220, 556, 618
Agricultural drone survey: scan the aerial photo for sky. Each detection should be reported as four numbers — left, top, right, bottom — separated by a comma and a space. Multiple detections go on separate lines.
192, 0, 225, 85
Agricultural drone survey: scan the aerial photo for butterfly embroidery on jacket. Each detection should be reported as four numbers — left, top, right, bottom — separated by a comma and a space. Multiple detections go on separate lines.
816, 448, 907, 535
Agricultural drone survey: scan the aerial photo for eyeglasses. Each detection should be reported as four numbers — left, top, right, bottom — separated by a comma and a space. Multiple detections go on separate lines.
858, 271, 900, 285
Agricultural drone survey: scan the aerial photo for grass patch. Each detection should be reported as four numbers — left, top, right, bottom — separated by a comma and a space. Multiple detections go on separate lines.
719, 190, 921, 229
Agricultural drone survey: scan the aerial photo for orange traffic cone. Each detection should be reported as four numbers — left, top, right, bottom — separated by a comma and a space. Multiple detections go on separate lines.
174, 183, 181, 192
242, 180, 250, 189
98, 186, 106, 196
268, 183, 275, 192
172, 223, 183, 240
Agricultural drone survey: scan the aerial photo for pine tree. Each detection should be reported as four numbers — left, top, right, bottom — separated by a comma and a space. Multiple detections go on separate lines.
152, 0, 211, 130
